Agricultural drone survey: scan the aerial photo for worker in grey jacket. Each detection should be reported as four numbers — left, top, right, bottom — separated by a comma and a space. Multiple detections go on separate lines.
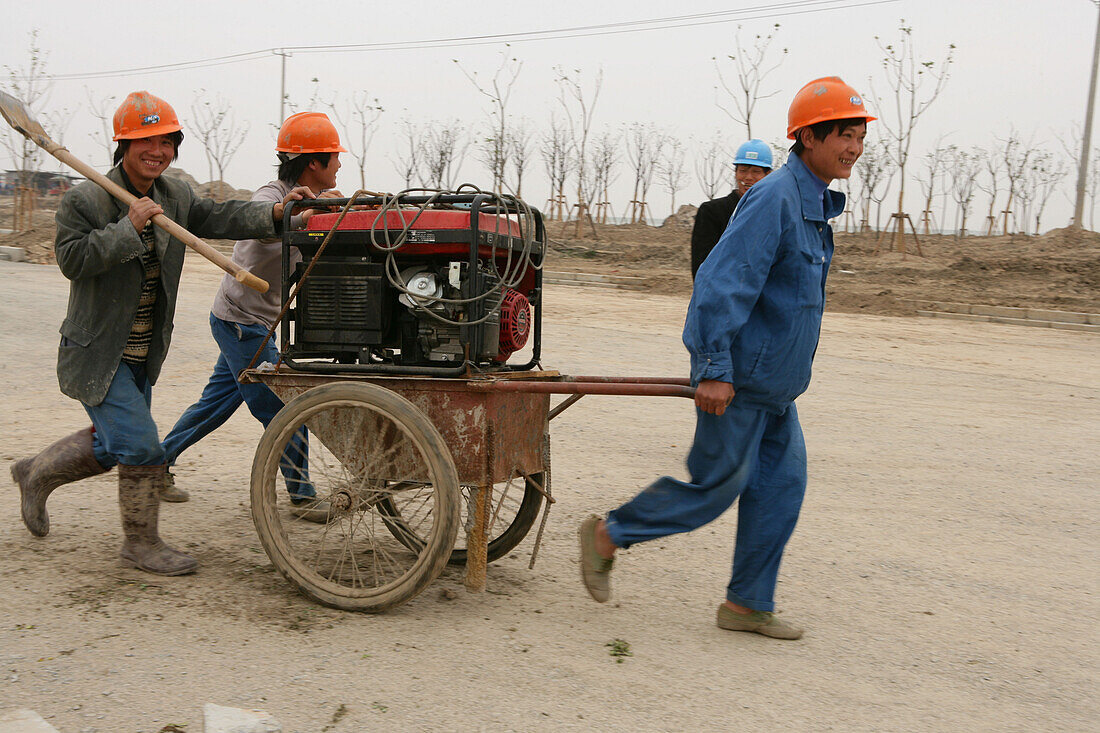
10, 91, 313, 576
159, 112, 346, 523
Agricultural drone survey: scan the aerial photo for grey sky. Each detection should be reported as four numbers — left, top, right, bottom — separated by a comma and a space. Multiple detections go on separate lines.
2, 0, 1096, 230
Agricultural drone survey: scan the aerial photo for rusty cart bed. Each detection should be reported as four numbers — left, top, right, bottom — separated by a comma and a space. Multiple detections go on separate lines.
239, 367, 693, 612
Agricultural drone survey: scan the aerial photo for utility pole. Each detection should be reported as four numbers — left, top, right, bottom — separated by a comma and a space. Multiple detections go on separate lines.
1073, 2, 1100, 228
275, 49, 291, 125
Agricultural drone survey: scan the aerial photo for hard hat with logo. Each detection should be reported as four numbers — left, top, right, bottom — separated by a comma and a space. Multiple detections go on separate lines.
276, 112, 347, 154
786, 76, 876, 139
112, 91, 182, 141
733, 139, 773, 169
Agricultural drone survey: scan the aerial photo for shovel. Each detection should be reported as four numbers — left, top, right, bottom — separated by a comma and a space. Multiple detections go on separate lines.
0, 90, 268, 293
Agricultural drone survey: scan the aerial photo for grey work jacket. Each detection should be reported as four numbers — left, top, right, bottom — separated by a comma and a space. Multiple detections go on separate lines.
54, 166, 279, 405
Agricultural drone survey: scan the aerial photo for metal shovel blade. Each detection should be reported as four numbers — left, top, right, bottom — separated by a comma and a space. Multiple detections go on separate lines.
0, 89, 53, 149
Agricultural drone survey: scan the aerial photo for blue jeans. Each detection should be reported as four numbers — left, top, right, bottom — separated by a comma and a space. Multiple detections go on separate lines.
605, 403, 807, 612
85, 361, 163, 467
160, 313, 313, 498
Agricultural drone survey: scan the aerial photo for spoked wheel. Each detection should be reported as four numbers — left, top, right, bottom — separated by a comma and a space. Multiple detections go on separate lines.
250, 382, 460, 612
376, 470, 545, 565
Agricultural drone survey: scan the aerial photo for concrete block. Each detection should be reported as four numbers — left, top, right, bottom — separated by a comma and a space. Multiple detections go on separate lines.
989, 316, 1049, 328
1025, 309, 1089, 324
917, 311, 989, 323
1053, 322, 1100, 334
970, 304, 1026, 319
0, 246, 26, 262
545, 271, 644, 285
203, 703, 282, 733
0, 708, 61, 733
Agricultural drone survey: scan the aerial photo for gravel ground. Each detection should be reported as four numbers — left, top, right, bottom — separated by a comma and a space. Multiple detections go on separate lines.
0, 257, 1096, 732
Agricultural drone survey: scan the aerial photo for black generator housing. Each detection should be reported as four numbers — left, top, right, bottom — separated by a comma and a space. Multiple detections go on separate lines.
278, 193, 545, 376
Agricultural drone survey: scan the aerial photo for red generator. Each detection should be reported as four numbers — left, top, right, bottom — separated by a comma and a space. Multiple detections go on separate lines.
278, 193, 545, 376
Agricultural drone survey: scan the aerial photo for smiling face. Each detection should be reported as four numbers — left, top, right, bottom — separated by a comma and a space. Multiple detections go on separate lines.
121, 134, 177, 193
734, 164, 770, 196
798, 122, 866, 184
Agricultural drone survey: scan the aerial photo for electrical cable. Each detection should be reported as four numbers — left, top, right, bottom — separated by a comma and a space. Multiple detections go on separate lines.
36, 0, 899, 81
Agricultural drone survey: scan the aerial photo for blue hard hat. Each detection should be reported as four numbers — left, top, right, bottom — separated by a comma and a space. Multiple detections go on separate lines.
733, 139, 773, 169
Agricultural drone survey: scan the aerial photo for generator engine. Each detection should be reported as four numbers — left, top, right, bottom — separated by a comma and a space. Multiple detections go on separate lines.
280, 193, 544, 375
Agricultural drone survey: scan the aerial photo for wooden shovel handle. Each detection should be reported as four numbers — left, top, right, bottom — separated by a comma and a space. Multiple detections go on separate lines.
52, 148, 269, 293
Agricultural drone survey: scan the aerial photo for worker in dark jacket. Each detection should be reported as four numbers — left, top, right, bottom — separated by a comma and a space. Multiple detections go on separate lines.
689, 139, 773, 278
10, 91, 314, 576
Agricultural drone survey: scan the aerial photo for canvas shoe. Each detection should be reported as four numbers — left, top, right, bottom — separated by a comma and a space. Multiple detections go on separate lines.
716, 604, 803, 640
579, 515, 613, 602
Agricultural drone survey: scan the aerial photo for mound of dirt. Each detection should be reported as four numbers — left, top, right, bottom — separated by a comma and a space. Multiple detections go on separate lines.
546, 221, 1100, 316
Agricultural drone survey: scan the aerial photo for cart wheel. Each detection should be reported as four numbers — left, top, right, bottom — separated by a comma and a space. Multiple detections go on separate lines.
250, 382, 459, 612
377, 473, 544, 565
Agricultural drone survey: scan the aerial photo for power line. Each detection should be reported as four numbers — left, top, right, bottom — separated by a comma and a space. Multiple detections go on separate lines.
39, 0, 898, 81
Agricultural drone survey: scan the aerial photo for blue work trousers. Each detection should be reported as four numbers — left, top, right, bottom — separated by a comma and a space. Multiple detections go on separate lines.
160, 313, 312, 497
605, 403, 807, 612
85, 361, 163, 467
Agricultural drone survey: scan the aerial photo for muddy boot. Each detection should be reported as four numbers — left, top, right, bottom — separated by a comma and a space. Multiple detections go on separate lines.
159, 470, 190, 503
117, 464, 198, 576
10, 427, 108, 537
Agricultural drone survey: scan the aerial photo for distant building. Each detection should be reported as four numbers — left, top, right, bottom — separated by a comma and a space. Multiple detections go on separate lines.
0, 170, 84, 195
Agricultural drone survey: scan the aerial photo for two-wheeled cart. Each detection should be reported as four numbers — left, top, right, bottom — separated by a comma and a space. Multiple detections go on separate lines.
241, 191, 692, 612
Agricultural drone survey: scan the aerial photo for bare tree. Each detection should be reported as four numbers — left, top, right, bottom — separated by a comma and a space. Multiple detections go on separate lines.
659, 138, 689, 216
713, 23, 787, 139
422, 119, 468, 189
695, 133, 729, 200
590, 129, 620, 224
975, 146, 1002, 235
327, 90, 384, 190
188, 91, 250, 191
539, 115, 571, 221
1089, 148, 1100, 229
1030, 151, 1070, 234
624, 122, 664, 225
856, 138, 893, 233
555, 66, 603, 236
391, 117, 424, 189
769, 139, 789, 169
946, 146, 981, 238
85, 88, 117, 169
284, 76, 324, 118
506, 119, 534, 197
999, 132, 1033, 234
914, 140, 949, 234
456, 49, 522, 192
869, 21, 955, 253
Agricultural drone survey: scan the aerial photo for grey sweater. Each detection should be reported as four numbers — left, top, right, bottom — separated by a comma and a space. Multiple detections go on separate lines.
210, 179, 305, 329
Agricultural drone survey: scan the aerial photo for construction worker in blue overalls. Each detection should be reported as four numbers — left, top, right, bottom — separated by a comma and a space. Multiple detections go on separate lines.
580, 77, 875, 640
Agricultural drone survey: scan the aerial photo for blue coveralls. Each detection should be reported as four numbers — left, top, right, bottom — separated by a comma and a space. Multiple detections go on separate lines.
605, 153, 843, 612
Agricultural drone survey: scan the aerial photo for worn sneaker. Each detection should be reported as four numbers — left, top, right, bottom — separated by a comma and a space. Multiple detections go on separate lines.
579, 515, 613, 603
159, 471, 191, 503
289, 494, 333, 524
716, 604, 803, 640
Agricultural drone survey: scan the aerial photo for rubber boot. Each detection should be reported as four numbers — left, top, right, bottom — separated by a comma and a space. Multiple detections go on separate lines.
117, 464, 198, 576
10, 427, 108, 537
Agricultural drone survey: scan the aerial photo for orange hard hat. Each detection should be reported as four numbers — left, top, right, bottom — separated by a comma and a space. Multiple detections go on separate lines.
786, 77, 876, 139
275, 112, 347, 154
112, 91, 182, 141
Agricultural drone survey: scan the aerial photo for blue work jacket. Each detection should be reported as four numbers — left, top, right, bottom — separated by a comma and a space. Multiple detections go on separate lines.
684, 153, 844, 414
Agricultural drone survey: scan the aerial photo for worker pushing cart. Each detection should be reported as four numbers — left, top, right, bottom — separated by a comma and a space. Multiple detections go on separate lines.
9, 91, 314, 576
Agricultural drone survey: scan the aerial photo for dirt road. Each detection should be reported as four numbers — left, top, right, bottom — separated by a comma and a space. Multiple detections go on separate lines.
1, 257, 1096, 732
